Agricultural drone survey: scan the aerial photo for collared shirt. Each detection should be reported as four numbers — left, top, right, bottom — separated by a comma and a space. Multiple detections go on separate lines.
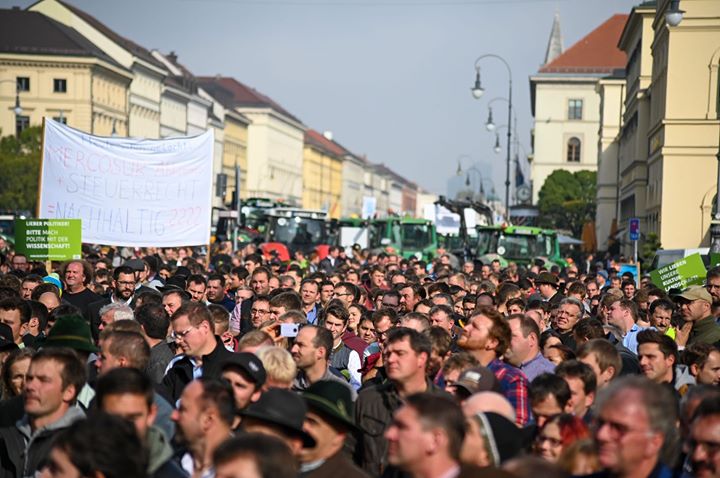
623, 323, 646, 355
306, 303, 320, 325
487, 358, 531, 426
520, 352, 556, 382
180, 452, 215, 478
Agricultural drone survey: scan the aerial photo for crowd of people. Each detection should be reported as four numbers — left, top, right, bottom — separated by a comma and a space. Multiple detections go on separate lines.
0, 242, 718, 478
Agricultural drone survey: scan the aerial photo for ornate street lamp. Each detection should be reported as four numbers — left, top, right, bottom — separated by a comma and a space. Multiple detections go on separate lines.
470, 54, 513, 215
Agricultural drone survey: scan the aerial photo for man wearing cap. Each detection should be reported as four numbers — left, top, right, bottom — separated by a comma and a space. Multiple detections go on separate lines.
534, 272, 564, 305
450, 367, 501, 402
300, 380, 369, 478
221, 352, 266, 413
239, 387, 316, 459
677, 286, 720, 347
124, 258, 157, 296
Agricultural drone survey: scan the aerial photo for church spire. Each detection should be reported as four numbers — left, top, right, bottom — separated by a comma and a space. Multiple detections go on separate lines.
544, 11, 564, 65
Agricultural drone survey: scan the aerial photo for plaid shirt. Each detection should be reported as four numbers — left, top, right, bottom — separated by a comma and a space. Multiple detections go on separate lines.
487, 358, 531, 426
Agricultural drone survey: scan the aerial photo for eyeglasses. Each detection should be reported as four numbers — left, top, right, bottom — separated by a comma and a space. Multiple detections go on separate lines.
172, 326, 196, 340
333, 292, 352, 297
251, 308, 269, 316
117, 281, 136, 286
376, 328, 392, 338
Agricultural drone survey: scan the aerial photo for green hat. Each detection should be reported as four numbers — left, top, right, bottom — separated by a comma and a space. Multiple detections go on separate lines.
302, 380, 358, 433
44, 315, 98, 353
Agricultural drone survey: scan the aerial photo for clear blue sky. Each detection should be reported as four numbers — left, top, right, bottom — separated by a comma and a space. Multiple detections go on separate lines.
14, 0, 639, 194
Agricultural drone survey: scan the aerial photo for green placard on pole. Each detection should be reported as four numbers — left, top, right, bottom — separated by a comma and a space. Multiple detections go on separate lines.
649, 252, 707, 292
15, 219, 82, 261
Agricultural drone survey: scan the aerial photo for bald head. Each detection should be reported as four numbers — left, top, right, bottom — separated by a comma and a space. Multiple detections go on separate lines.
462, 391, 516, 425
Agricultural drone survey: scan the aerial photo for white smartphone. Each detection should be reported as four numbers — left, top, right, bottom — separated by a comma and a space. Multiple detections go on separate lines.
280, 323, 299, 338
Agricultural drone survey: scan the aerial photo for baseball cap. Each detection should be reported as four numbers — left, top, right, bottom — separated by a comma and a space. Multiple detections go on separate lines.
677, 285, 713, 303
221, 353, 266, 387
454, 367, 501, 397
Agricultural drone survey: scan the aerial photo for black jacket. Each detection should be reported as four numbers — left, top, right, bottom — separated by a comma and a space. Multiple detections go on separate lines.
160, 336, 234, 403
353, 379, 447, 476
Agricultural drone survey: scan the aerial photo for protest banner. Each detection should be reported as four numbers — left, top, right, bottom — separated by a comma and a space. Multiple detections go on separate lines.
15, 219, 82, 261
38, 118, 214, 247
649, 252, 707, 292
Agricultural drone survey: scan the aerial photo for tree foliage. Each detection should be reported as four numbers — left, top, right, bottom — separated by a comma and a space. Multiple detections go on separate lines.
0, 126, 42, 214
537, 169, 597, 238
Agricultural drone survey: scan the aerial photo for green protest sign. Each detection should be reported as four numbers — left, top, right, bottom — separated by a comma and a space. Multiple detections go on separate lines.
711, 253, 720, 268
649, 253, 707, 292
15, 219, 82, 261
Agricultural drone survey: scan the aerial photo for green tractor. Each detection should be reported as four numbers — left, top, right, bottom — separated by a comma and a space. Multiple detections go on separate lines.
474, 224, 567, 269
369, 217, 438, 261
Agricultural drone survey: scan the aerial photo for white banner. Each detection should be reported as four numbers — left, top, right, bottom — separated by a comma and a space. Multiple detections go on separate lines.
39, 119, 214, 247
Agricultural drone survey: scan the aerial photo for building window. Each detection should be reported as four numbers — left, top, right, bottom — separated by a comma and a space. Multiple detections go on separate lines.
53, 116, 67, 124
568, 99, 583, 120
567, 137, 581, 162
16, 115, 30, 137
16, 77, 30, 92
53, 79, 67, 93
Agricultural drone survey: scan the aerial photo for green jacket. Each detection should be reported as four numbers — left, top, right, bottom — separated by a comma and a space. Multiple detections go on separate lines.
688, 316, 720, 346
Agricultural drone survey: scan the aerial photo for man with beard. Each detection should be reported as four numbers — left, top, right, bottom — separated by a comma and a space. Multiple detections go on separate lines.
457, 306, 530, 426
86, 265, 138, 339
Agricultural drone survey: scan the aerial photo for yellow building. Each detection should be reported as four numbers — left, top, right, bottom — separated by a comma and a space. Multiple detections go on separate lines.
303, 129, 344, 218
0, 9, 130, 137
644, 0, 720, 249
530, 14, 628, 205
602, 0, 720, 255
30, 0, 167, 139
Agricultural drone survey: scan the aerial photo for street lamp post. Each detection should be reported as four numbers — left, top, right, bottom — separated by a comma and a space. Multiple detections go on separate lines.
484, 97, 509, 132
471, 54, 513, 217
1, 79, 23, 138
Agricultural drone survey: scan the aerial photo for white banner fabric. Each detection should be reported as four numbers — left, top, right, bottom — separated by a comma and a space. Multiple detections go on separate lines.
39, 119, 214, 247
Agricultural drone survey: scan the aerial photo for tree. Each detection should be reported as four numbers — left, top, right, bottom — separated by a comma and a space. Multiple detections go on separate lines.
537, 169, 597, 238
0, 126, 42, 214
